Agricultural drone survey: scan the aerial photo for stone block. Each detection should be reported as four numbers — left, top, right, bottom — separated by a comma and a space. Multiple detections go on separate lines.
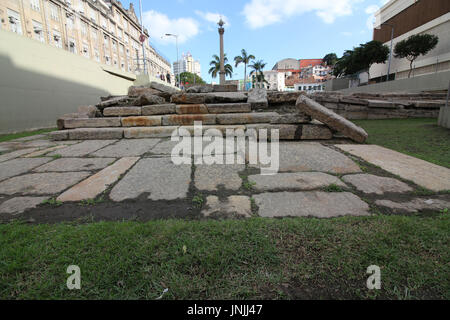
216, 112, 278, 125
121, 116, 162, 127
206, 103, 251, 114
49, 130, 69, 141
63, 118, 121, 129
142, 104, 176, 115
68, 128, 124, 140
103, 106, 142, 117
162, 114, 216, 126
124, 126, 179, 138
77, 105, 97, 118
176, 104, 208, 114
248, 88, 268, 109
134, 93, 166, 106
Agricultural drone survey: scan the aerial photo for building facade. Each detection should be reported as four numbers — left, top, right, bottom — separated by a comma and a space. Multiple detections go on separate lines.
262, 70, 285, 91
173, 52, 201, 78
0, 0, 173, 81
371, 0, 450, 80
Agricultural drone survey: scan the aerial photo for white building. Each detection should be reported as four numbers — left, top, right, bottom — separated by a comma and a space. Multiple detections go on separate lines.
173, 52, 201, 77
370, 0, 450, 81
294, 82, 325, 93
262, 70, 285, 91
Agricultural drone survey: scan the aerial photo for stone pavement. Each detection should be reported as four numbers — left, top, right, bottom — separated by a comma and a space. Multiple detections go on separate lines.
0, 133, 448, 221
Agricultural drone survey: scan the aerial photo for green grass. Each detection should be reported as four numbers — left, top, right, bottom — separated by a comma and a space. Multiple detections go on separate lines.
354, 118, 450, 168
0, 128, 56, 143
0, 215, 448, 299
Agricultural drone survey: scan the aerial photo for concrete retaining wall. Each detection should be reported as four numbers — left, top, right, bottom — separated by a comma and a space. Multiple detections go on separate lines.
438, 107, 450, 128
0, 30, 138, 134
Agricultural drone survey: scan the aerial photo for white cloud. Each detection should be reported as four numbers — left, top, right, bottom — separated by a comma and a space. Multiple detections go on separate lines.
341, 31, 352, 37
142, 10, 199, 44
242, 0, 362, 29
365, 4, 380, 30
195, 11, 230, 27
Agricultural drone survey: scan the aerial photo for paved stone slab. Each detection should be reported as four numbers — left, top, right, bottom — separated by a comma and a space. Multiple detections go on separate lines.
124, 127, 178, 138
0, 148, 38, 163
49, 140, 116, 157
336, 144, 450, 192
12, 134, 48, 142
342, 173, 413, 195
271, 113, 311, 124
180, 125, 246, 136
375, 197, 450, 213
63, 118, 121, 128
0, 157, 52, 181
216, 112, 278, 125
22, 140, 55, 148
91, 139, 160, 157
252, 142, 361, 174
0, 172, 91, 195
254, 191, 370, 218
23, 145, 67, 158
68, 128, 124, 140
142, 104, 176, 115
249, 172, 346, 191
297, 95, 368, 143
103, 107, 141, 116
121, 116, 162, 127
246, 124, 332, 140
34, 157, 116, 172
202, 195, 252, 218
0, 197, 49, 215
57, 157, 139, 202
176, 104, 208, 114
195, 164, 245, 191
110, 158, 191, 201
206, 103, 251, 114
162, 114, 216, 126
171, 92, 247, 104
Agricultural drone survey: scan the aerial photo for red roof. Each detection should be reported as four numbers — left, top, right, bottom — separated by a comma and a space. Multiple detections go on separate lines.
299, 59, 323, 68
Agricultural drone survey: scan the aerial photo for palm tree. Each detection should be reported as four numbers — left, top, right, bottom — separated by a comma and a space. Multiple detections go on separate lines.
234, 49, 255, 90
249, 60, 267, 88
208, 54, 233, 79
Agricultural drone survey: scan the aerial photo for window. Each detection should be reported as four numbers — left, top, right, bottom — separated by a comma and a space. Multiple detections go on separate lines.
82, 43, 89, 58
81, 21, 87, 36
94, 49, 100, 62
119, 44, 124, 55
117, 27, 122, 39
112, 40, 117, 52
103, 35, 109, 49
32, 20, 44, 42
30, 0, 40, 11
124, 33, 129, 44
123, 19, 128, 30
50, 3, 60, 21
7, 9, 22, 35
69, 38, 77, 53
101, 16, 107, 29
53, 30, 62, 48
110, 21, 115, 35
89, 8, 96, 23
105, 55, 111, 65
78, 0, 85, 13
67, 16, 74, 30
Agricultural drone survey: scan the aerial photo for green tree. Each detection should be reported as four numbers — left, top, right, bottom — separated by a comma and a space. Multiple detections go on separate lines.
234, 49, 255, 90
249, 60, 268, 88
177, 72, 206, 85
208, 54, 233, 79
323, 53, 338, 67
394, 34, 439, 78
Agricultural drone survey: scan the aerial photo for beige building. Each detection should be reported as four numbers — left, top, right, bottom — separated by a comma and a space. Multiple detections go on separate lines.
0, 0, 173, 81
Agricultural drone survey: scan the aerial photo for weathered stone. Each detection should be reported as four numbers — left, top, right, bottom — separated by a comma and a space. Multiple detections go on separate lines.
0, 172, 91, 195
128, 85, 161, 97
375, 197, 450, 213
57, 113, 89, 129
103, 106, 141, 116
297, 95, 368, 143
216, 112, 278, 125
68, 128, 124, 140
268, 91, 302, 105
186, 85, 214, 93
171, 93, 206, 104
49, 140, 116, 157
342, 174, 413, 195
176, 104, 208, 114
212, 84, 238, 92
149, 81, 179, 94
0, 158, 52, 181
271, 113, 311, 124
336, 144, 450, 192
339, 97, 369, 105
195, 164, 245, 191
77, 105, 97, 118
301, 124, 333, 140
245, 124, 299, 140
57, 157, 139, 202
95, 96, 131, 109
206, 103, 251, 114
63, 118, 121, 129
249, 172, 347, 191
248, 88, 268, 109
179, 125, 246, 136
124, 127, 178, 138
121, 116, 162, 127
110, 158, 191, 201
162, 114, 216, 126
91, 139, 160, 157
11, 134, 48, 142
367, 100, 396, 108
202, 196, 251, 218
22, 139, 55, 148
24, 145, 67, 158
49, 130, 69, 141
34, 157, 116, 172
0, 197, 49, 215
254, 191, 370, 218
0, 148, 38, 163
171, 92, 247, 104
142, 104, 176, 115
134, 93, 166, 106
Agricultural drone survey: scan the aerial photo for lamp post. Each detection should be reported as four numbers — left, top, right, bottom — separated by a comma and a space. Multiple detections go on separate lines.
382, 23, 395, 82
138, 0, 147, 75
163, 33, 179, 87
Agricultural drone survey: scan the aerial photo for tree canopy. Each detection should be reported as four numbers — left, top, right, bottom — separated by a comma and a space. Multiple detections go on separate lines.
323, 53, 338, 66
208, 54, 233, 79
177, 72, 206, 85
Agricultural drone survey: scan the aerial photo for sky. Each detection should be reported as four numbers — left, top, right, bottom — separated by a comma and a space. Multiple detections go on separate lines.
121, 0, 390, 83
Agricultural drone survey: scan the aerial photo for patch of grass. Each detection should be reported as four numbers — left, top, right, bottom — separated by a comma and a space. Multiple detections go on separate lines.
243, 180, 256, 190
323, 183, 344, 192
51, 154, 62, 160
354, 118, 450, 168
0, 215, 448, 299
192, 194, 204, 208
41, 198, 62, 207
0, 128, 56, 143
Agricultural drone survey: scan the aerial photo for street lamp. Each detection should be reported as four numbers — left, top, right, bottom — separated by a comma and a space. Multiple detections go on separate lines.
382, 23, 395, 82
162, 33, 179, 87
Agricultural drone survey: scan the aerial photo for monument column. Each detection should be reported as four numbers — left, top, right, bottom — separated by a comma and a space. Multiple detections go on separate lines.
218, 19, 226, 85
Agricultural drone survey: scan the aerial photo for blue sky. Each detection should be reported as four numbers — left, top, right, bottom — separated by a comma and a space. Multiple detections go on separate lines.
121, 0, 389, 83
